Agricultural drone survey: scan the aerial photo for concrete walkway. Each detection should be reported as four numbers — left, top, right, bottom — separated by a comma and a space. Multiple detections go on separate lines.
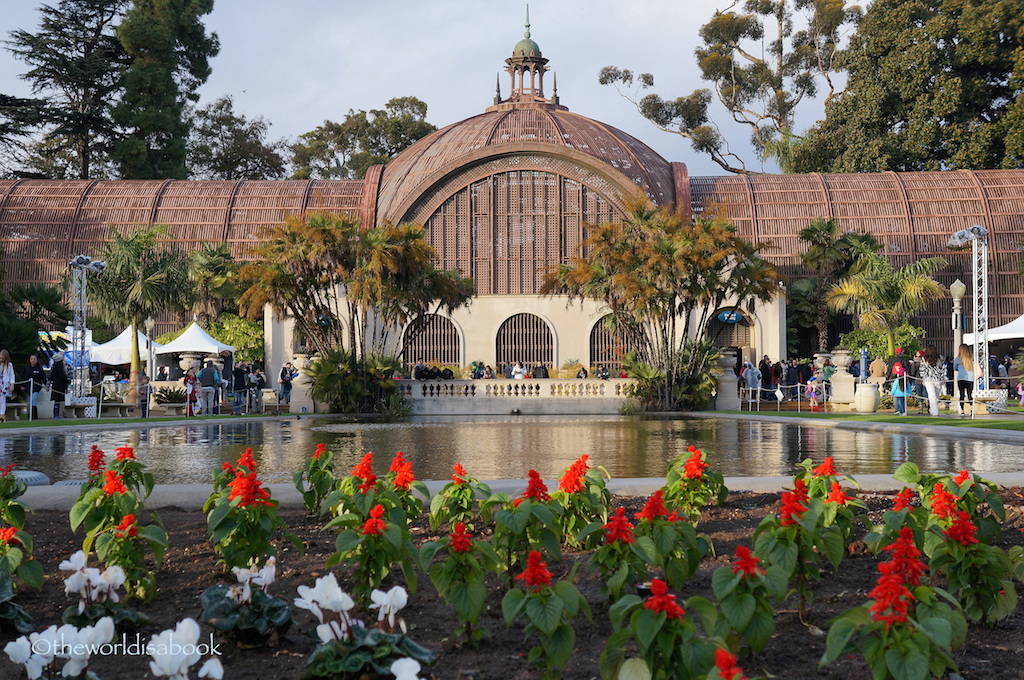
15, 410, 1024, 511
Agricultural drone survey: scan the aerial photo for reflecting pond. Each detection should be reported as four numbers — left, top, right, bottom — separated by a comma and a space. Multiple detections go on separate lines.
0, 415, 1020, 485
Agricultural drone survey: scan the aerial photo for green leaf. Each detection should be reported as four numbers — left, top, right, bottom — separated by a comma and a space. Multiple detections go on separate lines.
632, 608, 661, 654
822, 613, 861, 665
502, 588, 526, 625
448, 580, 485, 622
619, 657, 653, 680
711, 566, 741, 600
525, 593, 563, 636
542, 623, 575, 669
893, 463, 920, 484
608, 594, 642, 629
334, 529, 363, 555
820, 526, 845, 569
632, 536, 659, 566
885, 647, 929, 680
721, 592, 755, 632
15, 559, 43, 591
743, 609, 774, 654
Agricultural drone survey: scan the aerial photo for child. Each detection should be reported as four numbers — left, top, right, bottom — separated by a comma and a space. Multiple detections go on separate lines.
1017, 382, 1023, 407
805, 376, 820, 411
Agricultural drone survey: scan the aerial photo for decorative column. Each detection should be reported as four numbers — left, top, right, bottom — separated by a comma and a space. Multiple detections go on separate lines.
715, 350, 741, 411
829, 349, 856, 411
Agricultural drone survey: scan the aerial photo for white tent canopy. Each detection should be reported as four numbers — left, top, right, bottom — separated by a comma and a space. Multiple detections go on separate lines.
90, 327, 164, 365
963, 313, 1024, 344
154, 321, 235, 356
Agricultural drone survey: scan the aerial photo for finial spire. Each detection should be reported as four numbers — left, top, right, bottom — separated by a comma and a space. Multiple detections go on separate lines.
524, 4, 531, 38
494, 73, 502, 105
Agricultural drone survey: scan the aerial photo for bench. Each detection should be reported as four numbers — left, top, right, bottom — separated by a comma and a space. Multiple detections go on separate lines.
157, 403, 189, 416
3, 403, 29, 420
99, 402, 135, 418
65, 404, 93, 419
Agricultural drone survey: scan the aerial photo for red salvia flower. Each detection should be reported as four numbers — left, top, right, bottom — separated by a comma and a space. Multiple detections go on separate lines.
953, 469, 972, 487
227, 470, 272, 507
361, 504, 386, 536
351, 452, 374, 480
602, 507, 636, 544
519, 470, 551, 503
714, 648, 748, 680
392, 464, 415, 491
946, 510, 979, 546
0, 463, 16, 477
357, 473, 378, 494
115, 514, 138, 538
682, 447, 708, 479
868, 561, 913, 630
826, 481, 851, 505
893, 488, 914, 511
791, 478, 810, 504
449, 522, 473, 553
221, 461, 234, 472
389, 451, 407, 472
115, 446, 135, 461
103, 470, 127, 495
88, 446, 106, 475
558, 454, 589, 493
883, 527, 926, 587
0, 527, 18, 545
812, 456, 838, 477
929, 483, 958, 519
643, 578, 684, 619
515, 550, 552, 591
452, 463, 468, 485
778, 490, 807, 527
732, 545, 763, 578
635, 489, 668, 522
312, 443, 326, 460
237, 448, 257, 472
665, 510, 684, 523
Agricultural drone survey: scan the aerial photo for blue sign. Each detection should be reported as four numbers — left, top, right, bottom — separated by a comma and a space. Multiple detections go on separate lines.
717, 310, 744, 324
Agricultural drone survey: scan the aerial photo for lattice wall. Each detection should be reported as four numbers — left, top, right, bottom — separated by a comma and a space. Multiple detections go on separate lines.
402, 314, 460, 369
589, 314, 636, 369
496, 313, 553, 368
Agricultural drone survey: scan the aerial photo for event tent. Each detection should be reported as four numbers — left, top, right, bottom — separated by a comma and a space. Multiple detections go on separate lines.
963, 313, 1024, 344
153, 321, 235, 357
90, 327, 163, 365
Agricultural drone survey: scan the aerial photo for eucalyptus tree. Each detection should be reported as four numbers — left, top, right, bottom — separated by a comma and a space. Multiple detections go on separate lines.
544, 198, 782, 409
86, 225, 190, 399
826, 243, 947, 356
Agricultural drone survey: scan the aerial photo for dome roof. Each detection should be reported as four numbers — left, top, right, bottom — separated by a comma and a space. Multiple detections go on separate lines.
513, 37, 541, 57
375, 105, 676, 225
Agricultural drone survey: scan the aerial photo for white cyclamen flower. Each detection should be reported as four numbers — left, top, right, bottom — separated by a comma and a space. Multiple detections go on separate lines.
252, 557, 276, 590
58, 550, 87, 572
369, 585, 408, 632
149, 618, 202, 679
5, 637, 44, 680
315, 619, 348, 643
391, 657, 422, 680
198, 657, 224, 679
295, 572, 353, 623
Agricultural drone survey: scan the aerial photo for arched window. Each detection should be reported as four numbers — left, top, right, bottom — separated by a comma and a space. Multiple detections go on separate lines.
496, 313, 553, 370
708, 312, 751, 348
402, 315, 460, 370
589, 315, 635, 369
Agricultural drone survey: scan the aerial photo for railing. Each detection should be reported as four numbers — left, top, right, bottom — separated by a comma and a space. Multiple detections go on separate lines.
397, 379, 635, 400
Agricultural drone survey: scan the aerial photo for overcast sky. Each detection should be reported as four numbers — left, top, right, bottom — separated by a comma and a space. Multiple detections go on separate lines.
1, 0, 797, 176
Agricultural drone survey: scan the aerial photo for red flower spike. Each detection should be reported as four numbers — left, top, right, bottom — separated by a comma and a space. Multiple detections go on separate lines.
558, 454, 589, 494
236, 448, 257, 472
826, 481, 852, 505
116, 514, 138, 538
946, 510, 979, 546
868, 561, 913, 630
635, 489, 668, 522
791, 478, 810, 504
312, 443, 326, 460
732, 545, 763, 578
953, 470, 972, 487
0, 527, 18, 545
779, 490, 807, 527
115, 446, 135, 462
452, 463, 467, 485
519, 470, 551, 503
812, 456, 838, 477
351, 453, 374, 480
227, 470, 272, 507
883, 527, 926, 587
449, 522, 473, 553
389, 452, 407, 472
643, 579, 685, 619
665, 510, 684, 523
682, 448, 708, 479
88, 446, 106, 475
929, 483, 958, 519
714, 648, 748, 680
602, 507, 636, 544
0, 463, 16, 477
515, 550, 552, 591
361, 504, 387, 536
103, 470, 127, 495
357, 474, 378, 494
893, 488, 914, 511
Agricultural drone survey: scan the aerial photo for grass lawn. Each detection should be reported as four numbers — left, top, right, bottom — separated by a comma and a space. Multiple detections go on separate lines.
723, 407, 1024, 431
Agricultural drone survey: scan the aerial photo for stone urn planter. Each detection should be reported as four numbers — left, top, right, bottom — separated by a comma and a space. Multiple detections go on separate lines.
854, 382, 881, 413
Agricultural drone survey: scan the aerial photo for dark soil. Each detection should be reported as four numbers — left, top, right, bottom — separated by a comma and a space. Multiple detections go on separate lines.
5, 488, 1024, 680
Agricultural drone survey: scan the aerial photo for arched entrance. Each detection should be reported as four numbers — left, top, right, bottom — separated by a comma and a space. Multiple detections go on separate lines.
589, 314, 636, 370
402, 315, 460, 371
496, 313, 553, 372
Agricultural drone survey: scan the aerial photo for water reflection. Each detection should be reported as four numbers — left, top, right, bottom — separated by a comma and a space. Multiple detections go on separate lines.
0, 415, 1021, 484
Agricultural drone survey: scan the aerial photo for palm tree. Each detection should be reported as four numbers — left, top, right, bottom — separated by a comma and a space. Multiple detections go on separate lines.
186, 243, 240, 327
799, 218, 880, 352
87, 225, 189, 401
826, 243, 947, 356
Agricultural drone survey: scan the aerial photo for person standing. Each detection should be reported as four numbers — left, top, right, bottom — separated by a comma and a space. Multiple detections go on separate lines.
22, 355, 47, 420
248, 368, 266, 413
758, 355, 772, 400
198, 360, 220, 416
48, 352, 71, 419
232, 361, 249, 415
919, 346, 945, 416
279, 362, 296, 403
183, 367, 199, 416
890, 361, 909, 415
137, 374, 152, 418
953, 343, 974, 416
0, 350, 14, 423
156, 366, 169, 382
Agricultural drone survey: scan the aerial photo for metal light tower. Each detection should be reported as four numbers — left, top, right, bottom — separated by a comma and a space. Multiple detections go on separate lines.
68, 255, 105, 402
948, 226, 990, 414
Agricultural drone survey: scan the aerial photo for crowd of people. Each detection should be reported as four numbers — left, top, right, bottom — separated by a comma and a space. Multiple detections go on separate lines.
412, 360, 617, 381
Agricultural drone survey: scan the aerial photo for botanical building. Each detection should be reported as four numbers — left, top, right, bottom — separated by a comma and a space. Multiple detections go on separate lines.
2, 25, 1023, 371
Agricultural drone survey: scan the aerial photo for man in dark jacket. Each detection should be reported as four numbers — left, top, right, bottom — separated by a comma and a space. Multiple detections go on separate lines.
232, 361, 249, 414
48, 352, 71, 419
22, 355, 47, 420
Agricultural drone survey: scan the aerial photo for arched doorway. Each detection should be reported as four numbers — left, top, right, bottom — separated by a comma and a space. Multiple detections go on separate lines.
589, 315, 636, 371
496, 313, 553, 373
402, 315, 460, 371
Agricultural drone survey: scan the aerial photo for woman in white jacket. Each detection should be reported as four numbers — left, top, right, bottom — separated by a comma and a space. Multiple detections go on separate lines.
0, 349, 14, 423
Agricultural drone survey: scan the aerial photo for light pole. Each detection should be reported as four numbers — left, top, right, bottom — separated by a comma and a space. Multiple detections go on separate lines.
68, 255, 105, 408
948, 226, 990, 417
950, 278, 967, 353
145, 317, 156, 380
